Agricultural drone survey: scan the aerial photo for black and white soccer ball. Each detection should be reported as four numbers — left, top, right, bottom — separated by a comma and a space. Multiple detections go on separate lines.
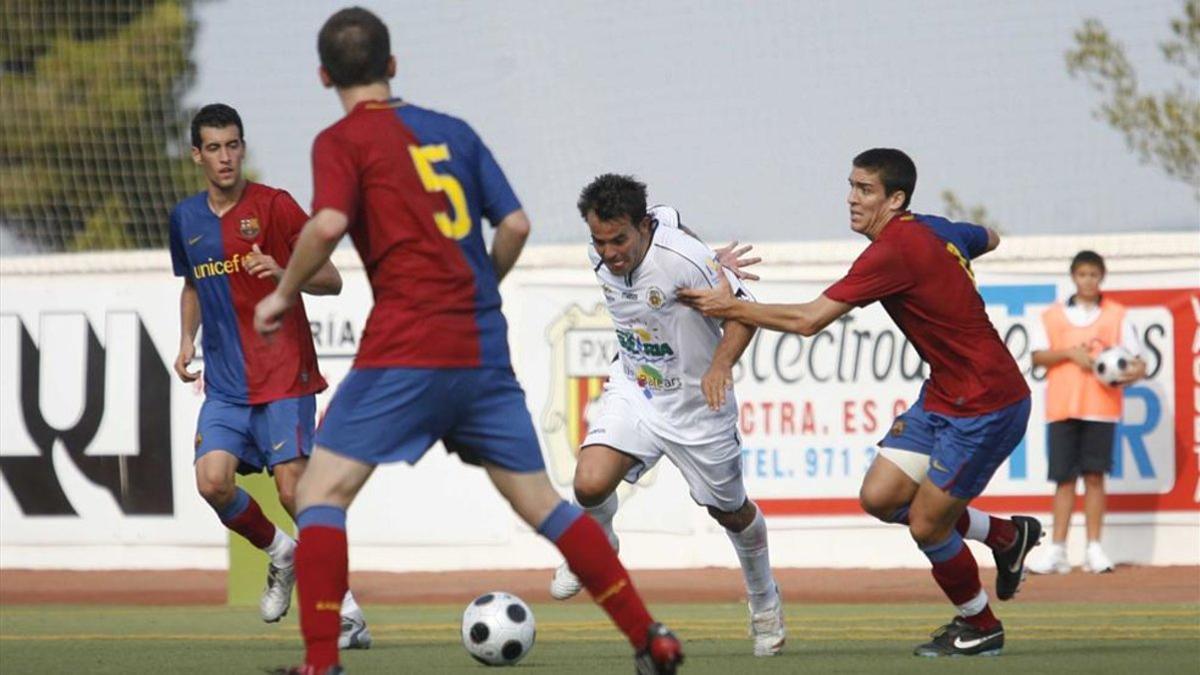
461, 591, 536, 666
1093, 346, 1133, 386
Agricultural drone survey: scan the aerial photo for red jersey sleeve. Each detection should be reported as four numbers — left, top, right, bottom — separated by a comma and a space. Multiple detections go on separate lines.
260, 189, 309, 266
824, 239, 913, 307
311, 129, 359, 218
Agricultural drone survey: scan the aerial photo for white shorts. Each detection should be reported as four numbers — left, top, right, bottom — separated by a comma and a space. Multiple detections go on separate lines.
582, 388, 746, 511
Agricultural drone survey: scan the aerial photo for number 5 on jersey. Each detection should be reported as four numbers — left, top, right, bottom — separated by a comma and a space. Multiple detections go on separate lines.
408, 144, 471, 240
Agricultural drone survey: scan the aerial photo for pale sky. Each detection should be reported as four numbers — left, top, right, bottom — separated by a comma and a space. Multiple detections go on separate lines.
188, 0, 1198, 243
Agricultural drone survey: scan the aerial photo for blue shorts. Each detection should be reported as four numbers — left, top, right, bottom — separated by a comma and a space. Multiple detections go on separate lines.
879, 387, 1031, 499
194, 395, 315, 474
315, 367, 544, 472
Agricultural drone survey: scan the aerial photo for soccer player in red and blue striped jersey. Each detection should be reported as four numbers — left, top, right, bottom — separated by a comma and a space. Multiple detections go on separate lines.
254, 9, 682, 675
170, 104, 369, 649
680, 148, 1042, 658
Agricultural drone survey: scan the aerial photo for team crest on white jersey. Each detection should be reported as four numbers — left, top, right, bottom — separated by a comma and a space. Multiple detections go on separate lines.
647, 286, 665, 310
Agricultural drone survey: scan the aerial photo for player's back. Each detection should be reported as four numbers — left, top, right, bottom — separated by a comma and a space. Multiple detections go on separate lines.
881, 215, 1027, 414
311, 100, 519, 369
827, 213, 1027, 416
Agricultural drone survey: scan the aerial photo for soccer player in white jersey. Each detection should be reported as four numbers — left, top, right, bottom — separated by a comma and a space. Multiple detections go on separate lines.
550, 174, 786, 657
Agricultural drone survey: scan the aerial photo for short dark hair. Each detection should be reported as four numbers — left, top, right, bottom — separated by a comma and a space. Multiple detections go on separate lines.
853, 148, 917, 210
191, 103, 243, 148
577, 174, 648, 224
1070, 250, 1106, 275
318, 7, 391, 88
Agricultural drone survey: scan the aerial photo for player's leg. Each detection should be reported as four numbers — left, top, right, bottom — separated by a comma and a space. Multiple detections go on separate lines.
292, 446, 374, 671
452, 369, 681, 672
194, 400, 296, 622
908, 479, 1004, 657
1081, 421, 1116, 573
272, 458, 306, 520
867, 401, 1035, 588
1030, 420, 1080, 574
549, 443, 636, 599
486, 464, 682, 671
261, 396, 373, 650
909, 396, 1031, 657
665, 431, 783, 656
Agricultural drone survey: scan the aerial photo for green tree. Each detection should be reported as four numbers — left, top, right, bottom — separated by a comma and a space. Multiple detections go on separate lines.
939, 190, 1000, 230
1066, 0, 1200, 196
0, 0, 200, 252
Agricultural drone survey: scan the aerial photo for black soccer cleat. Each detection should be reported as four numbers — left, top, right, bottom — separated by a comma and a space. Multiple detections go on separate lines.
913, 616, 1004, 657
993, 515, 1043, 601
634, 622, 684, 674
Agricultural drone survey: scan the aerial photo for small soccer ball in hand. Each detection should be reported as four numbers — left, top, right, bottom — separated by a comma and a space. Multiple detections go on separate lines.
461, 591, 536, 666
1093, 346, 1133, 386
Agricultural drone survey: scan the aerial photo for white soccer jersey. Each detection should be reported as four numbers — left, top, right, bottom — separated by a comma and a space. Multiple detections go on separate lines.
589, 222, 752, 445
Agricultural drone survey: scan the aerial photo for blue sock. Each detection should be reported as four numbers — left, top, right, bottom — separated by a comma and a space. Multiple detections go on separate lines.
920, 531, 965, 563
215, 487, 251, 522
536, 501, 583, 542
297, 505, 347, 532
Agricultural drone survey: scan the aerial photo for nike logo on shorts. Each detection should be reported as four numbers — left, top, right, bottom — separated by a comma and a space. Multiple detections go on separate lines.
272, 441, 286, 451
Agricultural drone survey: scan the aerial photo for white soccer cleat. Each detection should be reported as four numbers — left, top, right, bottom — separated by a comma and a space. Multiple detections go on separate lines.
1083, 542, 1115, 574
339, 610, 372, 650
549, 562, 584, 600
749, 593, 786, 656
1026, 543, 1071, 575
260, 562, 295, 622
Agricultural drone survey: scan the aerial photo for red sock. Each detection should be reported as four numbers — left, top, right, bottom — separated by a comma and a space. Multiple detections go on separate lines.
555, 514, 654, 650
930, 545, 1000, 631
222, 496, 276, 549
985, 517, 1017, 551
296, 526, 347, 670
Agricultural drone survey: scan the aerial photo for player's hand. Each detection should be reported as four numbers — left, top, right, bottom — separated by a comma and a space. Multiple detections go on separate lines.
174, 342, 200, 383
1067, 344, 1093, 369
713, 240, 762, 281
254, 290, 294, 336
677, 272, 737, 318
245, 244, 282, 282
701, 361, 734, 410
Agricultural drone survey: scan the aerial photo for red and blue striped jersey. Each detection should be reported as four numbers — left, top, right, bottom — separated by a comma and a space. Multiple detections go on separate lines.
310, 99, 521, 368
824, 212, 1029, 416
168, 182, 326, 404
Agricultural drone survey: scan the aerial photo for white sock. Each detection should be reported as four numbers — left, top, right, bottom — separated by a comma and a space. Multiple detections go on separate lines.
263, 528, 295, 567
582, 492, 620, 552
964, 507, 990, 542
956, 589, 990, 618
726, 504, 778, 614
341, 589, 361, 618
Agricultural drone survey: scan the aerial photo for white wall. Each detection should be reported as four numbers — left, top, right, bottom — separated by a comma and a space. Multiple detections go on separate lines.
1, 233, 1197, 570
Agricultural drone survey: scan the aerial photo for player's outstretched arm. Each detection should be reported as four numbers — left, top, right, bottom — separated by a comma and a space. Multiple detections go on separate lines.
491, 209, 531, 282
175, 278, 202, 383
678, 274, 851, 336
255, 208, 348, 335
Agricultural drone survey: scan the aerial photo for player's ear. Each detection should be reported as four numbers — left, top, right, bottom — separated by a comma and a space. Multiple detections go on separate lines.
318, 66, 333, 88
190, 145, 202, 165
887, 189, 907, 211
386, 55, 396, 79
